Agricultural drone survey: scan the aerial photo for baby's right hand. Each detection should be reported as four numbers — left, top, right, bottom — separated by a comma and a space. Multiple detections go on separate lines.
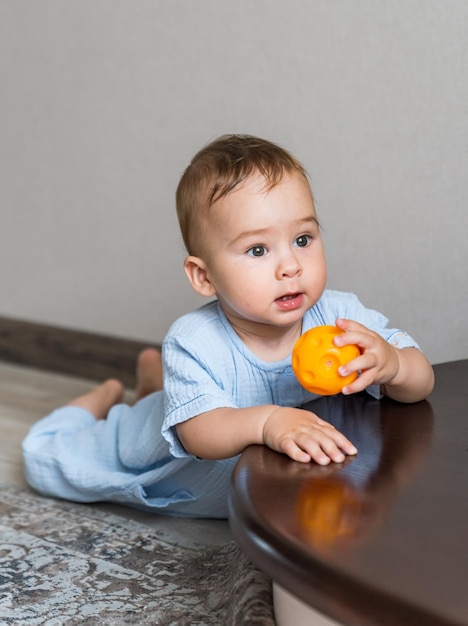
262, 407, 358, 464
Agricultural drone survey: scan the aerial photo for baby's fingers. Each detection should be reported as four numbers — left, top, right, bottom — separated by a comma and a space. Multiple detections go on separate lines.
281, 437, 316, 463
283, 430, 357, 465
341, 367, 377, 395
297, 434, 340, 465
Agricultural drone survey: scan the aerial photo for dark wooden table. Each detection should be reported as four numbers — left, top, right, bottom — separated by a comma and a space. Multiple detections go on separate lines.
229, 360, 468, 626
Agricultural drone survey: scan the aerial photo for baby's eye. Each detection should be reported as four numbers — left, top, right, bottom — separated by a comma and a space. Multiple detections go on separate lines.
247, 245, 267, 257
294, 234, 312, 248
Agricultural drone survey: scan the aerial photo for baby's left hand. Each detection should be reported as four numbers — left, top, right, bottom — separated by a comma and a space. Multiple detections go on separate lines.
333, 318, 400, 395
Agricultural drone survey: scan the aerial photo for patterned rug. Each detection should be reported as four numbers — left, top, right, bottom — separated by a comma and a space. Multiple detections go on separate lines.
0, 486, 274, 625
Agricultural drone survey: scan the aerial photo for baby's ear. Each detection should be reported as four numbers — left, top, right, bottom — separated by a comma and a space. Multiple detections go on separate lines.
184, 256, 216, 297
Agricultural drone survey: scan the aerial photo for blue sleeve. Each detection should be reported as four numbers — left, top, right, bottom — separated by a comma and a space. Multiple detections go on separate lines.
161, 333, 238, 457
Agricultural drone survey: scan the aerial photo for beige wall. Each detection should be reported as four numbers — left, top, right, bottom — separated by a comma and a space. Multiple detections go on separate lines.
1, 1, 467, 364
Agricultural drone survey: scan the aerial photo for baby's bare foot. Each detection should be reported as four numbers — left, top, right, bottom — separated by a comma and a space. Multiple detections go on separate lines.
67, 379, 124, 420
135, 348, 163, 400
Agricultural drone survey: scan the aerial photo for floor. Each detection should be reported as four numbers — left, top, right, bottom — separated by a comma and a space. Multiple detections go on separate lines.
0, 360, 232, 546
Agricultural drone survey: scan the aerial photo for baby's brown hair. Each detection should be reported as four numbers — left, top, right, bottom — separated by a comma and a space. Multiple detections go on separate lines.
176, 134, 311, 256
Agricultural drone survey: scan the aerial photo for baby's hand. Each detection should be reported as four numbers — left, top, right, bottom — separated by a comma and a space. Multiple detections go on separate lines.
262, 406, 357, 464
334, 318, 400, 394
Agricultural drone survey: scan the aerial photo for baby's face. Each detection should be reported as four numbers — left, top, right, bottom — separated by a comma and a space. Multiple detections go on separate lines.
199, 172, 327, 338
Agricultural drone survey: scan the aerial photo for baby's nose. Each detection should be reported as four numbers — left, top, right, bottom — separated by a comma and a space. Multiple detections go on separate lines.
277, 252, 302, 278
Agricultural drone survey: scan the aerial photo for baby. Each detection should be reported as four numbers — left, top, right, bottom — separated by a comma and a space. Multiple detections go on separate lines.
23, 134, 434, 518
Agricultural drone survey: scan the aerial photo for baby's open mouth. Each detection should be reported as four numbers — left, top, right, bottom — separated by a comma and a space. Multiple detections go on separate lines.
276, 293, 300, 301
275, 293, 305, 310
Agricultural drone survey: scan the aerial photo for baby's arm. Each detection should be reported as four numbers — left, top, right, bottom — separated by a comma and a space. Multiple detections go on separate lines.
334, 319, 435, 403
176, 405, 358, 465
379, 347, 434, 402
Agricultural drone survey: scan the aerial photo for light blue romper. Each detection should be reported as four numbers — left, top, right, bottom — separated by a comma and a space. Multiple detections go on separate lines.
22, 290, 419, 518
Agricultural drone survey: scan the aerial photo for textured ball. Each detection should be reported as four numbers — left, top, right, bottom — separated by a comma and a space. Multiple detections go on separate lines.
292, 325, 360, 395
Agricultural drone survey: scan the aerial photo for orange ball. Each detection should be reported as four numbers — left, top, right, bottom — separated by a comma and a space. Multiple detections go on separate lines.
292, 325, 360, 395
